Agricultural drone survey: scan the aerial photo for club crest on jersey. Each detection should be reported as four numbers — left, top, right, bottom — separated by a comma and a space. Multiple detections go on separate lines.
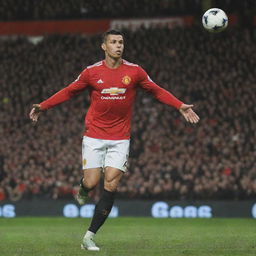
122, 75, 131, 85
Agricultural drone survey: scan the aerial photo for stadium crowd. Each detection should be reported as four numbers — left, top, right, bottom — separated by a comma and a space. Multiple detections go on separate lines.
1, 0, 254, 21
0, 0, 199, 21
0, 26, 255, 202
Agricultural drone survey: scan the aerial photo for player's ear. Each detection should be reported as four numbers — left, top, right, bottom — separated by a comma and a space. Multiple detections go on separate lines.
101, 43, 106, 51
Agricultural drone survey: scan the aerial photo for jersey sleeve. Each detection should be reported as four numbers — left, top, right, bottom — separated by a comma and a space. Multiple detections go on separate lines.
40, 69, 90, 110
136, 66, 183, 109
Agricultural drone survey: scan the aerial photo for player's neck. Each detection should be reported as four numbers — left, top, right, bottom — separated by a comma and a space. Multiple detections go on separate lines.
104, 57, 122, 69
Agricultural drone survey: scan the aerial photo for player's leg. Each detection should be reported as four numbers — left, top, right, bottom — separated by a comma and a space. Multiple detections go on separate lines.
82, 139, 129, 251
76, 136, 106, 205
76, 168, 101, 205
82, 167, 123, 251
88, 167, 123, 232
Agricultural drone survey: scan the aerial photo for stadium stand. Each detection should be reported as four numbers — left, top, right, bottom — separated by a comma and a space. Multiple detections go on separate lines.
1, 0, 255, 21
0, 26, 255, 201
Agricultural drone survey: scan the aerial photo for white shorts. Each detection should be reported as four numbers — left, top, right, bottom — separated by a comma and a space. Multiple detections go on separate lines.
82, 136, 130, 172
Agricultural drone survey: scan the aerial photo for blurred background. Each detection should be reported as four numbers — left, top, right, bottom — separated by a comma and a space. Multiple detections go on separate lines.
0, 0, 255, 216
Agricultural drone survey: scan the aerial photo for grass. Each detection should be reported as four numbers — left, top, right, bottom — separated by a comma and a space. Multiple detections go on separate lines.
0, 217, 255, 256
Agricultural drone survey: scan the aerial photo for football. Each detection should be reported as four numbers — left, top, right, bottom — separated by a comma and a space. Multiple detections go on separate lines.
202, 8, 228, 33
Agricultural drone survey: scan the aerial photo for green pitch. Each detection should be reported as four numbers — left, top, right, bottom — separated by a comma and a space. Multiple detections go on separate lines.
0, 218, 255, 256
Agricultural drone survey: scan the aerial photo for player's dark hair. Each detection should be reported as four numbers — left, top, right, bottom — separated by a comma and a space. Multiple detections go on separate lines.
102, 29, 124, 43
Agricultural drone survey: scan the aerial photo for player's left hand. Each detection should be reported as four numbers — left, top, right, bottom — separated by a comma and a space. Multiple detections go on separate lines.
179, 104, 200, 123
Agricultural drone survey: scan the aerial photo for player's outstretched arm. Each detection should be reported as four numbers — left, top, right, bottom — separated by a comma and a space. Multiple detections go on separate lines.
29, 104, 43, 122
179, 104, 200, 123
29, 68, 89, 123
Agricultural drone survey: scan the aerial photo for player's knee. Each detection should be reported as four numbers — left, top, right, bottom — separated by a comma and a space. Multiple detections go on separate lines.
83, 179, 97, 191
104, 181, 117, 192
104, 174, 116, 184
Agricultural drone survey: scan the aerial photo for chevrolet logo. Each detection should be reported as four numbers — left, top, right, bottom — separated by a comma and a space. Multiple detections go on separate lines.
101, 88, 126, 96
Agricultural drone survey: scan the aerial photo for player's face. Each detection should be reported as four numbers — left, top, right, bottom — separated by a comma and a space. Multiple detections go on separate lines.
102, 35, 124, 59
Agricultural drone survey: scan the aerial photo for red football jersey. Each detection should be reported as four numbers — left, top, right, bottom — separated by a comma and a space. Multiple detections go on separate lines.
40, 60, 183, 140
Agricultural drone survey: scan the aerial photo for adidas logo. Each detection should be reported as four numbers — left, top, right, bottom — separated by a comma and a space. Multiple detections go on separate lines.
97, 79, 104, 84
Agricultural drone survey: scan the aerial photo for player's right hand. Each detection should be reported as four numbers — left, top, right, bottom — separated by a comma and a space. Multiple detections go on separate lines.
29, 104, 42, 122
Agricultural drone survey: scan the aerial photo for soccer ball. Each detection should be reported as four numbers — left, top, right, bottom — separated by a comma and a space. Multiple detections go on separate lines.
202, 8, 228, 33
